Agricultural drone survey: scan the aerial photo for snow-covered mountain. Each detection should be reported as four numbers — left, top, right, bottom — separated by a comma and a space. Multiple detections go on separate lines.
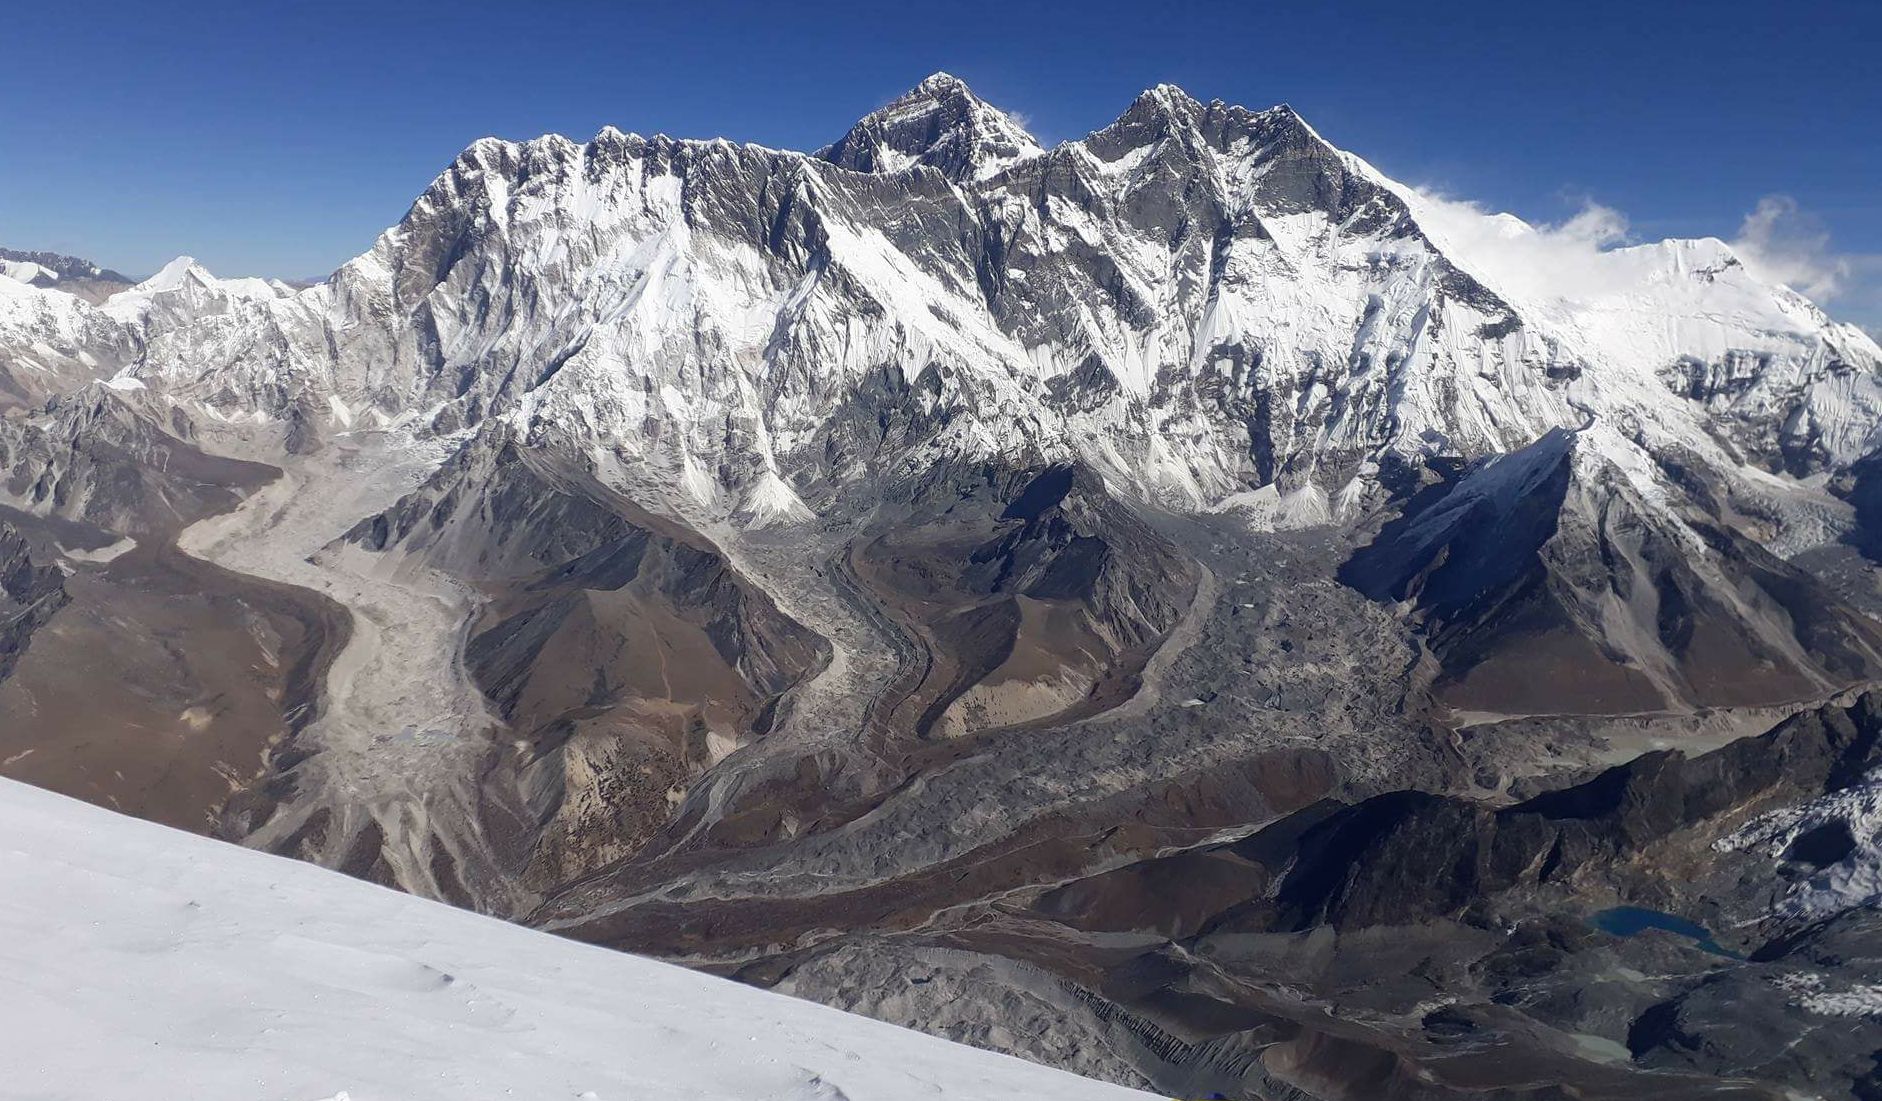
0, 247, 133, 285
0, 247, 136, 305
100, 254, 296, 328
819, 72, 1045, 180
0, 259, 55, 285
12, 75, 1877, 517
5, 75, 1882, 1101
8, 72, 1874, 720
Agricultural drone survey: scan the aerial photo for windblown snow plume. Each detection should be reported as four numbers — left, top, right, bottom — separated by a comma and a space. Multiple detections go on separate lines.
1733, 194, 1855, 300
1395, 190, 1636, 304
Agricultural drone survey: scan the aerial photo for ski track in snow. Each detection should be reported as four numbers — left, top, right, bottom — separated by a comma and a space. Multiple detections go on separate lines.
174, 434, 504, 896
0, 776, 1154, 1101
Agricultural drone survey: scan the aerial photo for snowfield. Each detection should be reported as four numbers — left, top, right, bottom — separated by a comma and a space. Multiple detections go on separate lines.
0, 778, 1153, 1101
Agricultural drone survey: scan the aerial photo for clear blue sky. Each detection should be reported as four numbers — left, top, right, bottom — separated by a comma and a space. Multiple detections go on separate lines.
5, 0, 1878, 328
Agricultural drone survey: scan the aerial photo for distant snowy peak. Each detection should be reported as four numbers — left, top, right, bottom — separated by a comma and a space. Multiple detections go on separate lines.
1393, 186, 1878, 356
819, 72, 1043, 181
1383, 183, 1882, 469
129, 255, 213, 295
0, 247, 133, 286
103, 255, 294, 325
1, 259, 56, 285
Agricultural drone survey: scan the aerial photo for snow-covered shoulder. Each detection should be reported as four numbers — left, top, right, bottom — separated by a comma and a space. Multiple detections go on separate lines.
0, 777, 1153, 1101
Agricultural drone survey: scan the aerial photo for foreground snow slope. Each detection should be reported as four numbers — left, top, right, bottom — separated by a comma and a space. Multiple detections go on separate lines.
0, 777, 1152, 1101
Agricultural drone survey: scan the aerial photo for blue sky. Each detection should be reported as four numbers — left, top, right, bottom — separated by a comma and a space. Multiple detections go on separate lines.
5, 0, 1878, 328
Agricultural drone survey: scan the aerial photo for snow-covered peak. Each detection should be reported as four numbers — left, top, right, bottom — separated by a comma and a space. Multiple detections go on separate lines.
1085, 83, 1209, 153
819, 72, 1043, 181
1128, 82, 1205, 124
1395, 188, 1876, 364
102, 254, 293, 326
914, 70, 971, 96
135, 254, 209, 293
1, 259, 56, 285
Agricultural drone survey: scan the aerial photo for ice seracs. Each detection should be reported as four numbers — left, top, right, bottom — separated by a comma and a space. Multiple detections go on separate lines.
1721, 766, 1882, 918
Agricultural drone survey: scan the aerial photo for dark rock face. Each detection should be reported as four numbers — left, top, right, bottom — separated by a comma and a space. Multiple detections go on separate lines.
1341, 431, 1574, 622
1276, 693, 1882, 931
1784, 819, 1857, 867
0, 391, 273, 537
1833, 452, 1882, 564
1621, 906, 1882, 1095
0, 247, 133, 286
1343, 431, 1882, 715
0, 522, 68, 683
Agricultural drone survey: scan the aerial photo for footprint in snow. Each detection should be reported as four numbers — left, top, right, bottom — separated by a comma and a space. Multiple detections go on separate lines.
771, 1074, 851, 1101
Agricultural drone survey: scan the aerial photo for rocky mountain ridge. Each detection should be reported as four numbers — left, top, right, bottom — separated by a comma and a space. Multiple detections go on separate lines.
0, 246, 137, 305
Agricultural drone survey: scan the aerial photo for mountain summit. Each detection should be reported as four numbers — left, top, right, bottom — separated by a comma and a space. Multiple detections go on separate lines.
818, 72, 1044, 180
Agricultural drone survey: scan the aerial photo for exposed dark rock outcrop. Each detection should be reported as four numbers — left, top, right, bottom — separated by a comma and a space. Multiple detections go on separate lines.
0, 522, 68, 683
1344, 431, 1882, 714
0, 392, 273, 537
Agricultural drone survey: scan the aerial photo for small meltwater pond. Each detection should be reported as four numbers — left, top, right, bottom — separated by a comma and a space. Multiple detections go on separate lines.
1589, 905, 1744, 960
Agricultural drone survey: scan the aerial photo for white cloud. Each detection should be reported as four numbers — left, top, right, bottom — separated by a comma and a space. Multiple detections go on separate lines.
1398, 190, 1637, 305
1552, 200, 1632, 248
1401, 186, 1880, 332
1730, 195, 1852, 300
